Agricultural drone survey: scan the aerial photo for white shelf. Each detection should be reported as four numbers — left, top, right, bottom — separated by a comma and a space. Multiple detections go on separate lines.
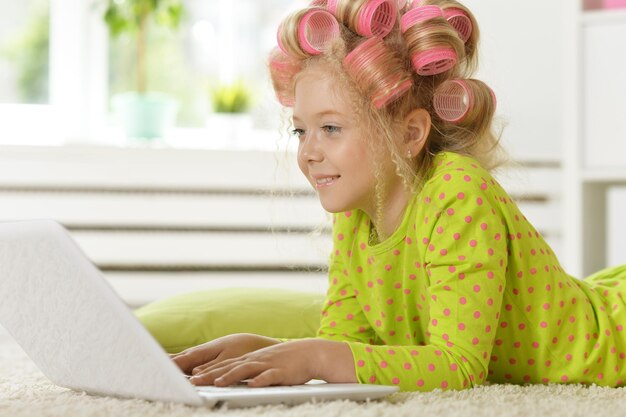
563, 0, 626, 277
582, 170, 626, 183
581, 8, 626, 25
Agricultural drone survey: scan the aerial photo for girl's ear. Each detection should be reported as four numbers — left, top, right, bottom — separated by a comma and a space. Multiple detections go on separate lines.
403, 108, 431, 156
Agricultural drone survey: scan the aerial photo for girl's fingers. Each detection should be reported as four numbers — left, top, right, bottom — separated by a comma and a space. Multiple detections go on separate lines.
191, 356, 236, 375
213, 361, 265, 387
189, 363, 236, 386
247, 368, 281, 388
172, 348, 217, 373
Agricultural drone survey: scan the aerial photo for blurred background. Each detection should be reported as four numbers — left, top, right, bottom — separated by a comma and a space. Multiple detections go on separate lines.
0, 0, 624, 308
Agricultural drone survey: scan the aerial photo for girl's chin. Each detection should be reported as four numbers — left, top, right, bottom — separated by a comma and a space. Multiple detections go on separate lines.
319, 199, 354, 214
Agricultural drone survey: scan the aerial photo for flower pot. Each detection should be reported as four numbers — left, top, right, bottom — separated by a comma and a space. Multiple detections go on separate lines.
112, 92, 179, 140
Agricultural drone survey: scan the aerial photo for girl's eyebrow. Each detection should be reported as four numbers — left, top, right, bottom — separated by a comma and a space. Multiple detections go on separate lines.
292, 110, 344, 122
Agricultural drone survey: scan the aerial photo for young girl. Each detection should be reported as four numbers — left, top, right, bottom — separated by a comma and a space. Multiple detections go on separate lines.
172, 0, 626, 392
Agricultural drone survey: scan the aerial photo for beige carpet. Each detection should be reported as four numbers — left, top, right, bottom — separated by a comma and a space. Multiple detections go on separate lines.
1, 332, 626, 417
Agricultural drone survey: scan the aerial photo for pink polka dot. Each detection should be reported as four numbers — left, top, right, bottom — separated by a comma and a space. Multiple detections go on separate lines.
441, 381, 449, 388
416, 379, 424, 387
469, 240, 477, 247
392, 377, 400, 385
357, 360, 365, 367
428, 363, 435, 372
459, 297, 467, 305
453, 233, 461, 240
369, 376, 376, 383
450, 363, 458, 371
458, 323, 466, 330
338, 234, 344, 241
404, 363, 412, 370
380, 361, 388, 368
540, 322, 548, 328
480, 223, 488, 230
477, 198, 483, 205
465, 216, 472, 223
447, 208, 455, 216
443, 174, 452, 181
473, 311, 481, 319
444, 308, 451, 316
439, 192, 446, 200
464, 175, 471, 182
457, 192, 465, 199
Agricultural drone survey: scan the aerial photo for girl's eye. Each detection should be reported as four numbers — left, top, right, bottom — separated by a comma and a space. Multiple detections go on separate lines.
323, 125, 341, 134
290, 128, 304, 138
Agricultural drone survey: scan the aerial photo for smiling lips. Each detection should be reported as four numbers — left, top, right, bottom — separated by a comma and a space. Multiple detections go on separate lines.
313, 175, 340, 189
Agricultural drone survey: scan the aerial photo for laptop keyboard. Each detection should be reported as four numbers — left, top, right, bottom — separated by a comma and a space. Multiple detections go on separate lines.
194, 379, 328, 393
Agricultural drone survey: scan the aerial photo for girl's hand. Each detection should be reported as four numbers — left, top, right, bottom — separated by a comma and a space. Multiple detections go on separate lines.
187, 339, 322, 387
170, 333, 281, 376
185, 338, 358, 387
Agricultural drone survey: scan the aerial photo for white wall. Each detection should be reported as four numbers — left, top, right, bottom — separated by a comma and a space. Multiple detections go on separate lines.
462, 0, 564, 163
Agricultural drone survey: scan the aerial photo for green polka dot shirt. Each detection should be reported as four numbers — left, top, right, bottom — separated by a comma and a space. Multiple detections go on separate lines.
317, 151, 626, 391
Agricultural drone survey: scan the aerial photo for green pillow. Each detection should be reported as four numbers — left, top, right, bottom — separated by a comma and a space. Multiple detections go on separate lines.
134, 287, 325, 354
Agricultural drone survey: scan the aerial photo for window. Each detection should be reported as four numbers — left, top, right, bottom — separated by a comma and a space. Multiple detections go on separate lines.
0, 0, 305, 147
106, 0, 305, 146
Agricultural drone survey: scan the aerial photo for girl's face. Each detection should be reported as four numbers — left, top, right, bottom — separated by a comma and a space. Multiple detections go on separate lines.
292, 66, 400, 215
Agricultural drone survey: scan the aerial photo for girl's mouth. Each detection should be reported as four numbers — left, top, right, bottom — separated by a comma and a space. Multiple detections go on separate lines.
315, 176, 340, 189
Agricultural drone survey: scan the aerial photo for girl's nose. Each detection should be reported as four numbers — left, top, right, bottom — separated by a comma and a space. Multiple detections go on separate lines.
299, 134, 324, 162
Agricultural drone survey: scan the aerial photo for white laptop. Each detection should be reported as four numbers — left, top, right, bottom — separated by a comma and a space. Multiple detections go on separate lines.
0, 219, 399, 408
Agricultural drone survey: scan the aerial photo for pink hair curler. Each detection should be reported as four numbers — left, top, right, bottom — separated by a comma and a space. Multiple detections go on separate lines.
327, 0, 338, 13
411, 48, 456, 76
310, 0, 327, 6
344, 37, 413, 108
400, 5, 443, 32
268, 48, 301, 107
401, 6, 457, 76
357, 0, 398, 38
298, 9, 340, 55
372, 78, 413, 108
344, 37, 381, 73
328, 0, 397, 38
277, 9, 340, 57
444, 7, 472, 43
433, 79, 473, 123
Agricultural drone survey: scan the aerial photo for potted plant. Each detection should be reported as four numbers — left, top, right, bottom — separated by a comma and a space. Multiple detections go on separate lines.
208, 80, 254, 145
103, 0, 184, 139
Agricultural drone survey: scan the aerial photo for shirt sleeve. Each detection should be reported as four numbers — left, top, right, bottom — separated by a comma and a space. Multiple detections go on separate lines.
344, 170, 509, 391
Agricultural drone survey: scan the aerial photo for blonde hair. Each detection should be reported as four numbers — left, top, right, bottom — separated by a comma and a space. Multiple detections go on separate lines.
268, 0, 510, 243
